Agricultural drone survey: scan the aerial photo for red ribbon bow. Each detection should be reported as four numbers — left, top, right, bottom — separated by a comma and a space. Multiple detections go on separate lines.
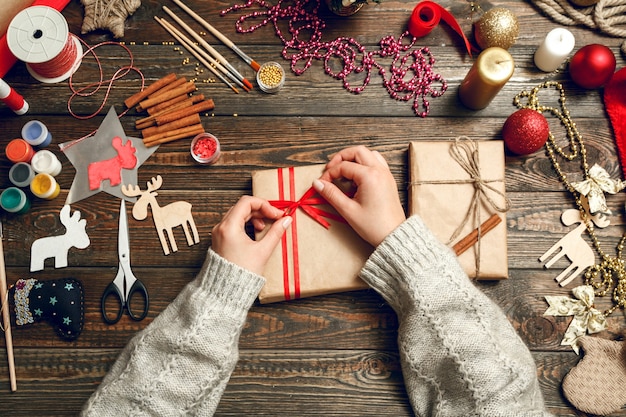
270, 186, 344, 229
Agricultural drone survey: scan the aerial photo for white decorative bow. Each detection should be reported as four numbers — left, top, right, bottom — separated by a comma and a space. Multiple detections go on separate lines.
572, 164, 625, 214
543, 285, 607, 354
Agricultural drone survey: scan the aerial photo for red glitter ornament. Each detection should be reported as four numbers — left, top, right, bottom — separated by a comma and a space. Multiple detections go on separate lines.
502, 109, 549, 155
569, 44, 616, 89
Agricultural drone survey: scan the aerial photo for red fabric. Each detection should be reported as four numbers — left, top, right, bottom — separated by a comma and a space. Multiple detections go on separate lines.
604, 67, 626, 178
0, 0, 71, 78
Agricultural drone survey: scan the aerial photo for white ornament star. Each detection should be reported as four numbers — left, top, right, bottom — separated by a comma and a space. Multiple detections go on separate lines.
60, 106, 158, 205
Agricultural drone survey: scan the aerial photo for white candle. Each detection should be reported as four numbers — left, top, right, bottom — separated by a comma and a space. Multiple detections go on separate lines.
534, 28, 575, 72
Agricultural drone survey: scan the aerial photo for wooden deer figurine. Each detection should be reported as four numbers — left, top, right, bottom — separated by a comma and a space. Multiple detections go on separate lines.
122, 175, 199, 255
30, 205, 91, 272
539, 206, 610, 287
87, 136, 137, 190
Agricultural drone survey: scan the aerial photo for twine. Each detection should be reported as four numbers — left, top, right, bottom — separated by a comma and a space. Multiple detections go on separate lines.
530, 0, 626, 55
410, 137, 511, 276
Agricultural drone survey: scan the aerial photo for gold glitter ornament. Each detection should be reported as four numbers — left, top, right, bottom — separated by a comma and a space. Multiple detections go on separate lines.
474, 8, 519, 50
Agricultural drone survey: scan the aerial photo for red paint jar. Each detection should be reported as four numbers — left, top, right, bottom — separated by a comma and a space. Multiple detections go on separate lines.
191, 133, 221, 164
6, 138, 35, 163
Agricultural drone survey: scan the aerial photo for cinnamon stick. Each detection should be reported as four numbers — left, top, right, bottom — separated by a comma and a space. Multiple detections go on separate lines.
452, 213, 502, 256
135, 81, 196, 112
141, 113, 201, 138
148, 77, 187, 99
124, 73, 177, 109
146, 92, 191, 115
135, 95, 205, 130
155, 99, 215, 126
143, 124, 205, 147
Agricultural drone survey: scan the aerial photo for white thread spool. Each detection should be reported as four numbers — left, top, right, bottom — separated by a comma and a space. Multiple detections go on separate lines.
7, 6, 82, 83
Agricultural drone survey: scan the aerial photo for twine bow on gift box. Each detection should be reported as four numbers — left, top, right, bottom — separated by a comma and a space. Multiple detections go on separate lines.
412, 137, 511, 276
544, 285, 608, 354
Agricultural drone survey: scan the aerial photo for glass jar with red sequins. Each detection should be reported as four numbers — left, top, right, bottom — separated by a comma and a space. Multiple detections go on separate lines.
190, 132, 221, 164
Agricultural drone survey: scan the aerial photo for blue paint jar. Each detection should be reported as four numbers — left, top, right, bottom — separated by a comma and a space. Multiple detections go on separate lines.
22, 120, 52, 147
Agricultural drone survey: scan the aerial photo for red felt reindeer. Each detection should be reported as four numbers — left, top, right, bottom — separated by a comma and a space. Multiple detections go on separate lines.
87, 136, 137, 190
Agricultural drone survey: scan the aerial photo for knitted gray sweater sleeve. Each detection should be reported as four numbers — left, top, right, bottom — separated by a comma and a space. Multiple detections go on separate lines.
81, 248, 265, 417
359, 216, 554, 417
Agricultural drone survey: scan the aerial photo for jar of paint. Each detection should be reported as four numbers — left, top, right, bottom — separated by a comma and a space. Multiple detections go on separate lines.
22, 120, 52, 147
190, 132, 221, 164
9, 162, 35, 187
30, 173, 60, 200
256, 62, 285, 93
5, 138, 34, 163
31, 150, 62, 176
1, 187, 30, 214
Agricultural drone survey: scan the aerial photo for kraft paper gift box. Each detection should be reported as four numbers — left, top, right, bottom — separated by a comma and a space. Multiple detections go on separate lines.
408, 139, 509, 280
252, 164, 373, 303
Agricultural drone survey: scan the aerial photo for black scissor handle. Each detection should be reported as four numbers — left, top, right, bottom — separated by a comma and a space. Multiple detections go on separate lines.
126, 279, 149, 321
101, 281, 124, 325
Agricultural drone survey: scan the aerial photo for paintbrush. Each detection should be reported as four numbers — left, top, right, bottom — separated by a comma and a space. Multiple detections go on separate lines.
0, 220, 17, 391
171, 0, 261, 72
162, 6, 254, 91
154, 17, 241, 93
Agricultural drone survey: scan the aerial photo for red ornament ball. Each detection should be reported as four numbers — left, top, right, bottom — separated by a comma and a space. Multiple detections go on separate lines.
502, 109, 549, 155
569, 44, 616, 89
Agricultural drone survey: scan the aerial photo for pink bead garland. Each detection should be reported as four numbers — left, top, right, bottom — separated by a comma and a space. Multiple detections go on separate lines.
222, 0, 447, 117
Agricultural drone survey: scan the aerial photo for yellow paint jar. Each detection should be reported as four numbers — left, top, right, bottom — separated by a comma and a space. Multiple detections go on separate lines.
30, 172, 60, 200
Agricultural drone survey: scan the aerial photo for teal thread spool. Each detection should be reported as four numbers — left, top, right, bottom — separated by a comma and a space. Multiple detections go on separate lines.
1, 187, 30, 214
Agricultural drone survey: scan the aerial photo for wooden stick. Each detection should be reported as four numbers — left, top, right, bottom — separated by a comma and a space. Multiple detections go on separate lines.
171, 0, 261, 71
141, 113, 201, 138
155, 17, 246, 92
161, 7, 253, 90
0, 221, 17, 392
135, 81, 196, 112
453, 213, 502, 256
136, 95, 204, 129
155, 99, 215, 126
124, 73, 177, 109
143, 124, 205, 147
146, 92, 191, 115
147, 77, 187, 100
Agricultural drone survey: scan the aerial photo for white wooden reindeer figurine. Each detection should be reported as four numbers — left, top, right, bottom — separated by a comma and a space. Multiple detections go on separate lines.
30, 205, 91, 272
122, 175, 199, 255
539, 204, 610, 287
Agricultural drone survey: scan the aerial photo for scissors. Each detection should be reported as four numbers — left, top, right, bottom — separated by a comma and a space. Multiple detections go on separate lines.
101, 199, 149, 324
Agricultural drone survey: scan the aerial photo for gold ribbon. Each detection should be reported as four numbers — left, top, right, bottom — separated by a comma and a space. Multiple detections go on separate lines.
410, 137, 511, 276
544, 285, 608, 354
572, 163, 625, 215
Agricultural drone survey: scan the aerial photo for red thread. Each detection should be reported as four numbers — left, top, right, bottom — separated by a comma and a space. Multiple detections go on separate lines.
29, 34, 80, 79
2, 87, 26, 112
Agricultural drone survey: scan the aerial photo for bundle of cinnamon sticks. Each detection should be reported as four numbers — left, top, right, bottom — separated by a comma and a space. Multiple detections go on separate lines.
125, 73, 215, 148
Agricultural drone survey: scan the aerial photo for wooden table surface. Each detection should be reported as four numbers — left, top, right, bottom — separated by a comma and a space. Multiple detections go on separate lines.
1, 0, 625, 415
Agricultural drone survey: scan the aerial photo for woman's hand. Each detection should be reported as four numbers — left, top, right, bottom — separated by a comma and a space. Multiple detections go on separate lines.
212, 195, 292, 275
313, 146, 406, 247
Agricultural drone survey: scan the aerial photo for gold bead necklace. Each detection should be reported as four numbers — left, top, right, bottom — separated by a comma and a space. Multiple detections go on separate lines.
514, 81, 626, 317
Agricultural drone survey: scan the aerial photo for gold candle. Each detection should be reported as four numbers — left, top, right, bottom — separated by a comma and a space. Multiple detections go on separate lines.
458, 47, 514, 110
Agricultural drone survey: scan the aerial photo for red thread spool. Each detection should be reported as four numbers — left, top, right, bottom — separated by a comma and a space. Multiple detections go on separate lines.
7, 6, 82, 83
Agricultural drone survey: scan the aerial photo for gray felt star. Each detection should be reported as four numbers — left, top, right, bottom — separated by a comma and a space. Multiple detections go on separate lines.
61, 106, 158, 205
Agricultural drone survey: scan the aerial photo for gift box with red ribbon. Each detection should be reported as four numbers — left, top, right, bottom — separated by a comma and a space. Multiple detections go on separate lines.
252, 164, 373, 303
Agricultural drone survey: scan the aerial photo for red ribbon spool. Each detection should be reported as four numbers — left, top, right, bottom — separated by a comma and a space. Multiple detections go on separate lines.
407, 1, 473, 57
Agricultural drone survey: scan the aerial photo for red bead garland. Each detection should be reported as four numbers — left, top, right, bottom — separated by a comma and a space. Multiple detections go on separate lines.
222, 0, 447, 117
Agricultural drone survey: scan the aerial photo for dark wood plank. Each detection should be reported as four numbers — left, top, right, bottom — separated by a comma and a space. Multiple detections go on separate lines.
0, 0, 625, 415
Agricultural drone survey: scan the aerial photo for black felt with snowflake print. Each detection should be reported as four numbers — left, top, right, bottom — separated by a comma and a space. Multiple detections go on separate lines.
12, 278, 84, 341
